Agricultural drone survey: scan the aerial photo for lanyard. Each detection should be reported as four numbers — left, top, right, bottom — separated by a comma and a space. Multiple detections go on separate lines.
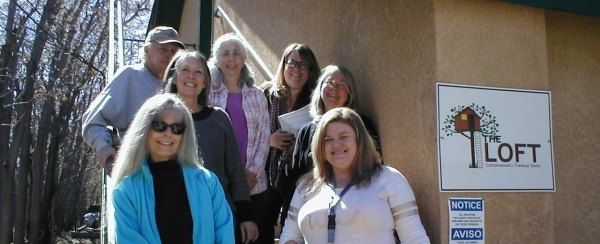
327, 179, 354, 244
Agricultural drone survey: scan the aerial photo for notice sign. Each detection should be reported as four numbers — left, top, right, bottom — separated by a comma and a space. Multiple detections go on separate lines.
437, 83, 555, 191
449, 198, 484, 244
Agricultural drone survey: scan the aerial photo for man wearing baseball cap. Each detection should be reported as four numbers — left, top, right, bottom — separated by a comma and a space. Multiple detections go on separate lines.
82, 26, 185, 172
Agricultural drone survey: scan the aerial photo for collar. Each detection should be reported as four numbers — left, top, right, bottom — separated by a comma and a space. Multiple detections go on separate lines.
192, 106, 214, 121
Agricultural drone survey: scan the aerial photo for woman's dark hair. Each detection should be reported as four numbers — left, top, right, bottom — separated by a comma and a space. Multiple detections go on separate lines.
262, 43, 320, 110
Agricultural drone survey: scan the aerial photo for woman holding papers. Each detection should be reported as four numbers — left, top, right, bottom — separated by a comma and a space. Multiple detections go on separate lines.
259, 43, 320, 242
208, 33, 270, 243
280, 64, 382, 228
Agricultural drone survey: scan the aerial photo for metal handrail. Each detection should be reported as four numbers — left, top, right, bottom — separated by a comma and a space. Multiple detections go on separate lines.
214, 6, 274, 81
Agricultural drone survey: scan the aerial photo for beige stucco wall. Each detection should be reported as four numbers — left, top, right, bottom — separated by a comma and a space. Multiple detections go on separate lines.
178, 0, 600, 243
546, 10, 600, 243
179, 0, 199, 48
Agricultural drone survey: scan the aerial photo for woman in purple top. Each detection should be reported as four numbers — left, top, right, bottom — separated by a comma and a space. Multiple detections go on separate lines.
227, 94, 249, 168
209, 33, 270, 244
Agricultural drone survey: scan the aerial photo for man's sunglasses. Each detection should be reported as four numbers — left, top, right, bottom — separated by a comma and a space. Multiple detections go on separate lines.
151, 121, 186, 135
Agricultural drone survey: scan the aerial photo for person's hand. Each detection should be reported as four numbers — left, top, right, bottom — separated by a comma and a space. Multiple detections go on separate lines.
240, 221, 258, 244
245, 168, 258, 189
98, 146, 117, 169
270, 129, 295, 150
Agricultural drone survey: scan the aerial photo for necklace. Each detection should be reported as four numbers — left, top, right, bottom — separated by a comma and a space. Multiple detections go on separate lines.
333, 172, 351, 185
336, 177, 349, 183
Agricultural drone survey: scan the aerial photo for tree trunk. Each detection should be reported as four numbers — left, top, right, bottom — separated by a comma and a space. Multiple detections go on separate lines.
0, 1, 19, 242
55, 150, 76, 231
44, 0, 97, 231
14, 132, 32, 244
40, 79, 83, 242
26, 0, 60, 243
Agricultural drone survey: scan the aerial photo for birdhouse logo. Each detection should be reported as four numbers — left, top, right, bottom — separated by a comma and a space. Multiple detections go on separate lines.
442, 104, 500, 168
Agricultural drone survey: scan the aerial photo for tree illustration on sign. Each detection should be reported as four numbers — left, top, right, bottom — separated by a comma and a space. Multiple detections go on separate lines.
442, 103, 500, 168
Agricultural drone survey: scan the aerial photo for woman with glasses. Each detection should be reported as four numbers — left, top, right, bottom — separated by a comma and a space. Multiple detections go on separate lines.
259, 43, 320, 242
280, 108, 430, 244
209, 33, 270, 243
111, 93, 234, 243
164, 50, 259, 243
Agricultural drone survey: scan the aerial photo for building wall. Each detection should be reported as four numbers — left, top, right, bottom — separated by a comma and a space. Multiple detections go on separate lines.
179, 0, 600, 242
179, 0, 199, 47
546, 10, 600, 244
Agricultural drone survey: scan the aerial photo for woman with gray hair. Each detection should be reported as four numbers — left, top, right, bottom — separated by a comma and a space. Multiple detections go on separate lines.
209, 33, 270, 243
111, 93, 234, 243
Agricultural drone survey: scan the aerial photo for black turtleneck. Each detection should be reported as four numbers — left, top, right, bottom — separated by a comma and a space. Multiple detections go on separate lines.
148, 159, 193, 244
191, 105, 214, 121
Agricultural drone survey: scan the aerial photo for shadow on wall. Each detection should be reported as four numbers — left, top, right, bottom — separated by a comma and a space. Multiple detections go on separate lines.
215, 1, 440, 242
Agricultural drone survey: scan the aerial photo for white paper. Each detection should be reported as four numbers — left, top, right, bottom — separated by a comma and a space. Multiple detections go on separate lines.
278, 105, 312, 137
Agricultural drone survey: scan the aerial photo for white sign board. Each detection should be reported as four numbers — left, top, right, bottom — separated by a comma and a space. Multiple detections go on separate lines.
449, 198, 485, 244
437, 83, 555, 191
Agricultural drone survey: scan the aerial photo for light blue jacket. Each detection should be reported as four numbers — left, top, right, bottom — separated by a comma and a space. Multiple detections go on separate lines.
112, 160, 234, 243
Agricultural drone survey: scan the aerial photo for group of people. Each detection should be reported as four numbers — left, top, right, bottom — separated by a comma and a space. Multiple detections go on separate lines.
82, 26, 430, 243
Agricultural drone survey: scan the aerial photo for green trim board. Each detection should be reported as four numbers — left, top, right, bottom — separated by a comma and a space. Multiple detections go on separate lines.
148, 0, 185, 33
502, 0, 600, 17
198, 0, 213, 57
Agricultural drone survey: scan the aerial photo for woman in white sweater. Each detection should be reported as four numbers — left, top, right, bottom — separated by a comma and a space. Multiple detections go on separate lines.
280, 108, 430, 244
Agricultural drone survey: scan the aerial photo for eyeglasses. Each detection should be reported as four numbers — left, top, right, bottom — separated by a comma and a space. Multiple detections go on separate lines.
151, 121, 186, 135
324, 80, 348, 90
285, 59, 310, 70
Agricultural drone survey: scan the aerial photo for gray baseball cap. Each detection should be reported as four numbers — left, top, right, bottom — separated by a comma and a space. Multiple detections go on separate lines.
144, 26, 185, 49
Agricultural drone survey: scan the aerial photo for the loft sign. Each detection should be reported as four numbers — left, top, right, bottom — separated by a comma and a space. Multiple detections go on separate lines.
437, 83, 555, 192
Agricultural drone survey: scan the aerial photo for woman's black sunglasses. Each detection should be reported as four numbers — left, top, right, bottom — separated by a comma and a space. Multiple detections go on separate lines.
151, 121, 186, 135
